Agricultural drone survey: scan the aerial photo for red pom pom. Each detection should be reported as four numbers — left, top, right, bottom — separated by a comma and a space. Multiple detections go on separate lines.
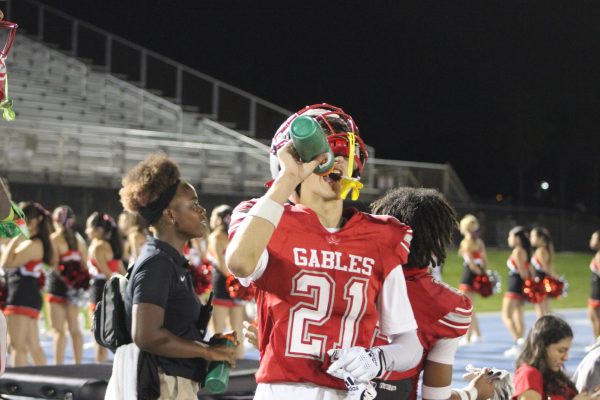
226, 274, 256, 301
523, 277, 546, 303
189, 259, 213, 296
542, 276, 567, 299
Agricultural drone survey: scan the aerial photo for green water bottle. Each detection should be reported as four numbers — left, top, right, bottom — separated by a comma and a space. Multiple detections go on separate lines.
204, 336, 236, 394
290, 115, 335, 175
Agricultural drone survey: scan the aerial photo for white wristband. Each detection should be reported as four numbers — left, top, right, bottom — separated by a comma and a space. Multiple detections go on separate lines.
422, 385, 451, 400
247, 197, 284, 228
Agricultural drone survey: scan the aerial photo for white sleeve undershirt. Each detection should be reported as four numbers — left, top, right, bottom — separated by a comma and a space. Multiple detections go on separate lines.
427, 337, 461, 365
236, 249, 269, 287
377, 266, 418, 336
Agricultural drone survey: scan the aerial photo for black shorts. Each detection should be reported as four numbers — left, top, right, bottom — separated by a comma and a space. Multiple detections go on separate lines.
534, 269, 546, 281
90, 277, 106, 305
46, 271, 68, 299
460, 263, 478, 286
374, 378, 413, 400
591, 273, 600, 301
5, 269, 42, 313
507, 273, 525, 296
212, 269, 234, 302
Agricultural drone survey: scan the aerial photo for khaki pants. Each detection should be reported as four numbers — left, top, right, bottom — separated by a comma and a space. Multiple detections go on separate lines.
158, 372, 199, 400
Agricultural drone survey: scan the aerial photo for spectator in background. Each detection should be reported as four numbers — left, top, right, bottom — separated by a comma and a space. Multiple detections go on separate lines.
118, 211, 148, 268
458, 214, 488, 345
588, 230, 600, 351
503, 226, 533, 358
0, 202, 55, 367
530, 227, 555, 317
48, 205, 88, 365
513, 315, 597, 400
119, 153, 235, 398
208, 204, 245, 359
86, 211, 124, 363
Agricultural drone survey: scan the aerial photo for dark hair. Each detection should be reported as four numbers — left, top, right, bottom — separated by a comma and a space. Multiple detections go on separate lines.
510, 226, 531, 260
211, 204, 232, 232
370, 187, 457, 269
53, 205, 77, 251
88, 212, 123, 260
22, 202, 54, 265
119, 153, 181, 226
532, 226, 554, 263
517, 315, 577, 397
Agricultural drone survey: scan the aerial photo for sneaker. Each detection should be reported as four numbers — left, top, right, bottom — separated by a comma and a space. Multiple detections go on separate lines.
503, 345, 520, 358
470, 334, 483, 343
504, 338, 525, 358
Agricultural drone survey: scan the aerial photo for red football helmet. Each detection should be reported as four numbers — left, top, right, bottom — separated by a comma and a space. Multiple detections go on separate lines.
269, 103, 369, 181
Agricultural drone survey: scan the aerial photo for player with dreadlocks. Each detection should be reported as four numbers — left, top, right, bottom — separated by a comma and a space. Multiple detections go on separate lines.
370, 187, 510, 400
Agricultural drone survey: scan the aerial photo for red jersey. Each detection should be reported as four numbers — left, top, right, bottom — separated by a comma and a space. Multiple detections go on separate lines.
229, 200, 416, 390
374, 267, 472, 398
513, 364, 577, 400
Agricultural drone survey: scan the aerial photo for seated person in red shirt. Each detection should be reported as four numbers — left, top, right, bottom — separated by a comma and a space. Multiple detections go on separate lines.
513, 315, 596, 400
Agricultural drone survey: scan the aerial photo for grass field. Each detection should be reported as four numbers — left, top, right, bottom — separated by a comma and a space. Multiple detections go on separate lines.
441, 249, 593, 312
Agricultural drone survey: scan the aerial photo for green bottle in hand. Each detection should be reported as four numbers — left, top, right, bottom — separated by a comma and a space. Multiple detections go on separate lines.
204, 334, 237, 394
290, 115, 335, 175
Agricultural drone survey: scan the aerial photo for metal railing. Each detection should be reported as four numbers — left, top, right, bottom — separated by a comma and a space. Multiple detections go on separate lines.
6, 0, 290, 139
10, 35, 184, 133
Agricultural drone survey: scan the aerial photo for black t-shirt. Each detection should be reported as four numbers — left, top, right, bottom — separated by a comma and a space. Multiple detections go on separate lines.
124, 236, 207, 382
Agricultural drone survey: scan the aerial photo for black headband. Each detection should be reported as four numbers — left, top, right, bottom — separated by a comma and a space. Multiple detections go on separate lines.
138, 179, 180, 225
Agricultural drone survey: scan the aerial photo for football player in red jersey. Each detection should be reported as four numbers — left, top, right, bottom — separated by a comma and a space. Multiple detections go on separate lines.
370, 188, 500, 400
226, 104, 422, 399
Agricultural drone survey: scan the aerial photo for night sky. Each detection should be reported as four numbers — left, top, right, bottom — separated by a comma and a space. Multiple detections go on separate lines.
29, 1, 600, 213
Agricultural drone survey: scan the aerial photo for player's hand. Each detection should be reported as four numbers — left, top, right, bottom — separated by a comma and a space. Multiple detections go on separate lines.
243, 320, 259, 349
277, 141, 327, 186
464, 365, 514, 400
343, 372, 378, 400
327, 347, 385, 382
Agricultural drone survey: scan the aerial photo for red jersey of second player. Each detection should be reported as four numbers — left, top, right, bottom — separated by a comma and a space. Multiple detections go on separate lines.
229, 200, 415, 390
374, 267, 472, 399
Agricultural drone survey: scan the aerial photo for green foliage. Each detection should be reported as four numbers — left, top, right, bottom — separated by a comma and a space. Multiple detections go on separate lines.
442, 249, 593, 312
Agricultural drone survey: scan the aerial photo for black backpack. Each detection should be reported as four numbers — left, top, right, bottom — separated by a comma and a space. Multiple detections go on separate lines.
92, 270, 132, 353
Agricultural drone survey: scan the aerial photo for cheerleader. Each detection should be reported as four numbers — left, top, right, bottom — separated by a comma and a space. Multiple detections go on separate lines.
0, 202, 55, 367
588, 230, 600, 350
208, 204, 245, 359
530, 227, 554, 317
458, 214, 488, 344
85, 211, 124, 362
503, 226, 533, 358
48, 205, 88, 365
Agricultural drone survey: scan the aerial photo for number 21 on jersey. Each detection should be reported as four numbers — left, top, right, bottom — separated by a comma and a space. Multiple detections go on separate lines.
285, 270, 369, 361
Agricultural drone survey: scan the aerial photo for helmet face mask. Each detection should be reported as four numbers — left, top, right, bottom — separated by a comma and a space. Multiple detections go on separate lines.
269, 103, 369, 181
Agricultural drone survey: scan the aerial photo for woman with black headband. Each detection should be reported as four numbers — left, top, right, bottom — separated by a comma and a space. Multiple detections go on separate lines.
0, 202, 55, 367
120, 153, 236, 398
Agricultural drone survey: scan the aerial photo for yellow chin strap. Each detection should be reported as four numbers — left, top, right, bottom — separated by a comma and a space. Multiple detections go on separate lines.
339, 132, 364, 201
